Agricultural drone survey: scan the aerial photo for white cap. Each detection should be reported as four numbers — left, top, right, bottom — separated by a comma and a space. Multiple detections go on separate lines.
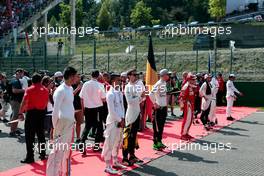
54, 71, 63, 78
159, 69, 169, 76
204, 74, 212, 79
121, 72, 127, 77
229, 74, 235, 77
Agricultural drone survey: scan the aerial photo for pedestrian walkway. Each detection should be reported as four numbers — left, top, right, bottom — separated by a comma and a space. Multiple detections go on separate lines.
0, 107, 257, 176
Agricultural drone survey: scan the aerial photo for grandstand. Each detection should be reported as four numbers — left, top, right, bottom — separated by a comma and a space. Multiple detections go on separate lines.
0, 0, 65, 45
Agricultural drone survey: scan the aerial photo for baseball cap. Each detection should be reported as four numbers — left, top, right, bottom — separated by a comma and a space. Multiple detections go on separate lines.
159, 69, 169, 76
54, 71, 63, 78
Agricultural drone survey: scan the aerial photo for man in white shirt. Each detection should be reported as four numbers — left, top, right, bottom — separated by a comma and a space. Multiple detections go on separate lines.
136, 76, 146, 131
208, 76, 219, 126
199, 74, 213, 130
149, 69, 169, 151
226, 74, 243, 121
46, 67, 78, 176
19, 69, 29, 90
122, 69, 145, 166
120, 72, 128, 112
101, 73, 127, 175
79, 70, 106, 154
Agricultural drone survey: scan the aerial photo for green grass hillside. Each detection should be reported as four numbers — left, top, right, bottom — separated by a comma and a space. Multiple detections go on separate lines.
69, 48, 264, 81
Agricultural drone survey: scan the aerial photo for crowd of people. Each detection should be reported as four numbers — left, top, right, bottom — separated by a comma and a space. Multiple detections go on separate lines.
0, 0, 50, 38
0, 67, 243, 175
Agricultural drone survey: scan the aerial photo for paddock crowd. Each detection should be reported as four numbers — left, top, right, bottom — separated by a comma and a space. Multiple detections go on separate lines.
0, 67, 242, 175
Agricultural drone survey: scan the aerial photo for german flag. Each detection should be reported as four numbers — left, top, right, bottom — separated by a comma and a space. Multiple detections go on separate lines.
145, 35, 158, 87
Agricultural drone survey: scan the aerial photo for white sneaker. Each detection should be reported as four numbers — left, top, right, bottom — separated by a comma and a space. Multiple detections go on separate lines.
104, 167, 119, 175
113, 162, 127, 169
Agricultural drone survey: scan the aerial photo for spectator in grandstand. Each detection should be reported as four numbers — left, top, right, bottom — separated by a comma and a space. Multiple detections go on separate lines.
0, 0, 51, 35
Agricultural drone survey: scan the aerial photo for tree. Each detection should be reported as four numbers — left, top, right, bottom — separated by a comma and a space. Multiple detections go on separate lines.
108, 0, 121, 28
184, 0, 210, 23
144, 0, 186, 24
59, 0, 84, 27
82, 0, 99, 27
151, 19, 160, 25
208, 0, 226, 21
76, 0, 84, 27
59, 2, 71, 27
49, 16, 58, 27
96, 0, 112, 30
119, 0, 137, 27
130, 0, 153, 27
167, 7, 187, 23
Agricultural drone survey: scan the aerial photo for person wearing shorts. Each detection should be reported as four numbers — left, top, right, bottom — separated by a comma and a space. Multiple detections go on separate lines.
10, 69, 25, 137
73, 74, 84, 143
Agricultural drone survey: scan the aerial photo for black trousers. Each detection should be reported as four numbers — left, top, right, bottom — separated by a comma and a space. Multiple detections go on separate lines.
217, 90, 225, 106
123, 95, 127, 114
102, 102, 108, 124
153, 107, 167, 144
194, 96, 201, 117
81, 107, 104, 144
25, 109, 46, 159
200, 104, 211, 125
123, 115, 140, 159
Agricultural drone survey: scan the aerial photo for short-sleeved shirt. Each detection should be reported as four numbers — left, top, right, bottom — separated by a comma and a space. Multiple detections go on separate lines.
79, 79, 106, 109
11, 79, 24, 103
23, 83, 49, 111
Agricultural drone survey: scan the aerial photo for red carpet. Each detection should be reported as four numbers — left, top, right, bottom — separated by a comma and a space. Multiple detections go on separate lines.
0, 107, 257, 176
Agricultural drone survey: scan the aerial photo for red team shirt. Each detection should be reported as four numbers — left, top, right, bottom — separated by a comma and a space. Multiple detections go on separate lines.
179, 82, 196, 110
23, 83, 49, 111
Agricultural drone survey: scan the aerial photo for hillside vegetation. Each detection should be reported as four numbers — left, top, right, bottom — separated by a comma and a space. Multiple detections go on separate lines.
69, 48, 264, 81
